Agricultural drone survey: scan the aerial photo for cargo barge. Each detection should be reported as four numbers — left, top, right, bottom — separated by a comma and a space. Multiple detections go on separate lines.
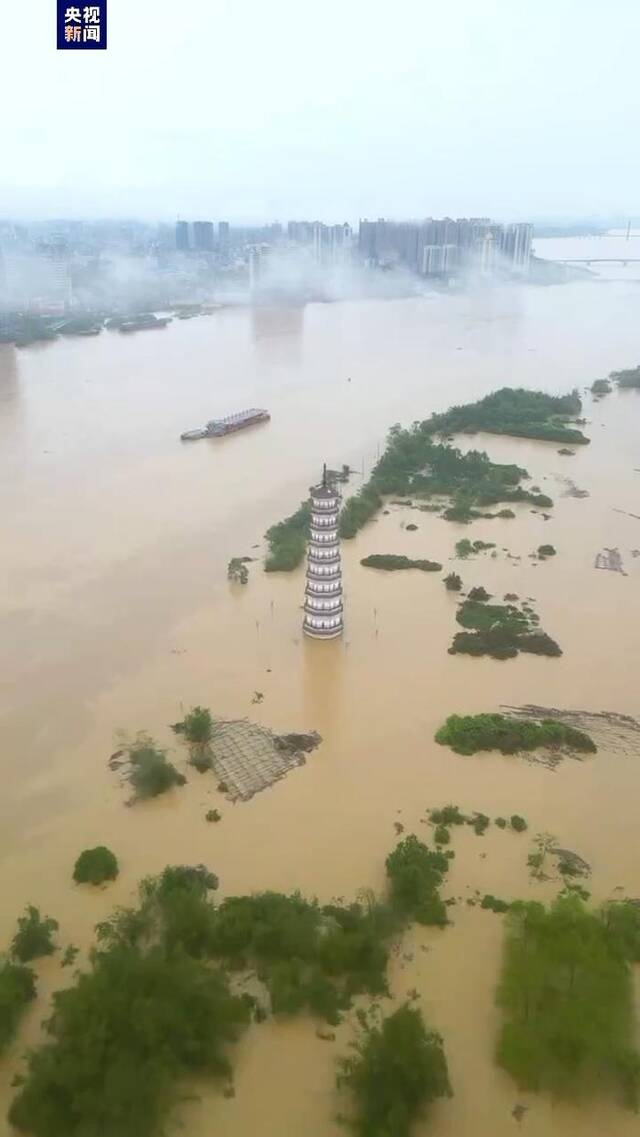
180, 408, 270, 441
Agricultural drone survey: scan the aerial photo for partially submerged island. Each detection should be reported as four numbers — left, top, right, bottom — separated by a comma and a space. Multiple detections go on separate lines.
449, 596, 562, 659
360, 554, 442, 572
264, 387, 583, 569
435, 712, 597, 756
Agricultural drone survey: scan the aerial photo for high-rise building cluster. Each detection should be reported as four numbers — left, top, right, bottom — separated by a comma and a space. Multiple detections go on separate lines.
175, 219, 230, 253
287, 221, 353, 264
358, 217, 532, 277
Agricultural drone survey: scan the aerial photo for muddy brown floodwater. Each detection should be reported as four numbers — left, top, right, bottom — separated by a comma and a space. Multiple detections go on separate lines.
1, 266, 640, 1136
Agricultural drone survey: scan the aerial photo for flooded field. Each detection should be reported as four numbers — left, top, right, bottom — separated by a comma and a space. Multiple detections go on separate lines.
1, 265, 639, 1135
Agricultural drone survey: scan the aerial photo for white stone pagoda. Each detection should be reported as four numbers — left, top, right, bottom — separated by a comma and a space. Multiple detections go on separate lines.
302, 465, 344, 639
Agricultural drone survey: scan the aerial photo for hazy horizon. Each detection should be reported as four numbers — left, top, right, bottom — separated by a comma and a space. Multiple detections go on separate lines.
1, 0, 639, 222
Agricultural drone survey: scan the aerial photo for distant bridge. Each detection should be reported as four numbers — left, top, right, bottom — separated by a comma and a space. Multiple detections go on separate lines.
555, 257, 640, 265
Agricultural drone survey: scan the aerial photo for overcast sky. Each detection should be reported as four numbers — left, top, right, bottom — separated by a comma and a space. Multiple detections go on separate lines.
2, 0, 639, 222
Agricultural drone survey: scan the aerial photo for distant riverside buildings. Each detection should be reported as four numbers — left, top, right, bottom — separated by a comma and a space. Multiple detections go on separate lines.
288, 221, 353, 265
358, 217, 532, 277
175, 220, 231, 254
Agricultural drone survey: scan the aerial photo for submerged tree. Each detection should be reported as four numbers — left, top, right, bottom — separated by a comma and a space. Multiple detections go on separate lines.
496, 895, 640, 1107
11, 906, 58, 964
337, 1003, 452, 1137
0, 959, 36, 1053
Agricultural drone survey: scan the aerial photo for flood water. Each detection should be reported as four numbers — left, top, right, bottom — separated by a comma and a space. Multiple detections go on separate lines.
1, 239, 640, 1135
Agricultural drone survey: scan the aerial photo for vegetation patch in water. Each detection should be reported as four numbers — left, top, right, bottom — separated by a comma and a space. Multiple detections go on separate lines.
435, 713, 596, 756
444, 572, 462, 591
591, 378, 612, 395
455, 538, 495, 558
7, 842, 456, 1135
481, 894, 510, 914
385, 836, 451, 927
9, 871, 248, 1137
117, 733, 187, 800
267, 389, 567, 553
360, 554, 442, 572
11, 907, 58, 964
426, 387, 588, 445
496, 896, 640, 1106
73, 846, 119, 886
264, 500, 311, 571
171, 706, 215, 772
0, 960, 36, 1054
337, 1003, 452, 1137
449, 600, 562, 660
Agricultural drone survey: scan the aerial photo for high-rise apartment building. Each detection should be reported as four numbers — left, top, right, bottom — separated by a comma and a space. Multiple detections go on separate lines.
175, 220, 189, 252
192, 221, 214, 252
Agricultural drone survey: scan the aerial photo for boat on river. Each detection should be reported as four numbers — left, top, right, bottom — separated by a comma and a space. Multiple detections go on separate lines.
180, 408, 270, 442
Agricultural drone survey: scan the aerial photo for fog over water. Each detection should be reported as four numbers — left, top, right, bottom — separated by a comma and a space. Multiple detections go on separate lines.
1, 242, 640, 1135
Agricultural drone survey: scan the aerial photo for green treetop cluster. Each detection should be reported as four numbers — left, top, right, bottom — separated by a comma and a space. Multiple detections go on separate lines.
496, 895, 640, 1106
449, 598, 562, 660
337, 1003, 452, 1137
360, 554, 442, 572
425, 387, 588, 444
435, 713, 596, 756
611, 365, 640, 389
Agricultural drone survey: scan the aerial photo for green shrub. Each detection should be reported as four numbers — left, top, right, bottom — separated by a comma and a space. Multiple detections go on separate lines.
124, 736, 186, 800
73, 846, 119, 886
537, 544, 556, 558
434, 825, 450, 845
471, 813, 490, 836
444, 572, 462, 591
227, 557, 249, 583
495, 817, 507, 829
510, 815, 528, 833
11, 906, 58, 963
205, 809, 221, 822
429, 804, 466, 826
435, 713, 595, 756
467, 586, 491, 602
455, 538, 473, 558
0, 959, 36, 1053
337, 1004, 452, 1137
172, 705, 214, 746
